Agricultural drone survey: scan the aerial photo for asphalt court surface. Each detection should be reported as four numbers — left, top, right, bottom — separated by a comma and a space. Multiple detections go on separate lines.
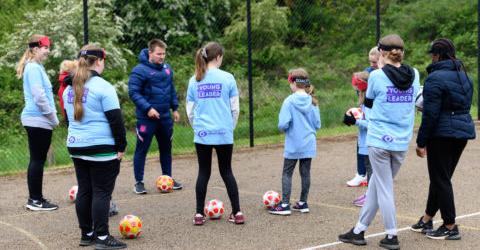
1, 129, 479, 249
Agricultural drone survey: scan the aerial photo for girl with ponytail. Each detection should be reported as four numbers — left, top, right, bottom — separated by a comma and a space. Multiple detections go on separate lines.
64, 44, 127, 249
187, 42, 244, 225
19, 34, 59, 212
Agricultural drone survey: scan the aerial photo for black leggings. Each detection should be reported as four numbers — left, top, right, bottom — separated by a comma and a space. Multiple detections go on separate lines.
74, 158, 120, 236
195, 143, 240, 215
25, 126, 52, 200
425, 138, 467, 225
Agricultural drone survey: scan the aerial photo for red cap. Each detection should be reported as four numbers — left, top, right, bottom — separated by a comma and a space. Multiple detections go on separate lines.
29, 36, 51, 48
351, 75, 368, 91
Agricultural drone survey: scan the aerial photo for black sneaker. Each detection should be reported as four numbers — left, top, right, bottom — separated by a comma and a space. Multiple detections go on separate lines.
427, 224, 461, 240
133, 182, 147, 194
95, 235, 127, 250
109, 201, 119, 217
338, 228, 367, 246
173, 179, 183, 190
25, 198, 58, 211
379, 235, 400, 250
410, 216, 433, 234
79, 233, 95, 247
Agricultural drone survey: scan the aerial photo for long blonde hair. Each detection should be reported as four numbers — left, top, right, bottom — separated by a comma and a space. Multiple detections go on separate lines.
288, 68, 318, 106
195, 42, 224, 81
73, 44, 103, 121
16, 34, 45, 79
59, 60, 77, 73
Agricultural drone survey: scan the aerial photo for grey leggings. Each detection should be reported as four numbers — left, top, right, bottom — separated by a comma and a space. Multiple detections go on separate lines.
281, 158, 312, 204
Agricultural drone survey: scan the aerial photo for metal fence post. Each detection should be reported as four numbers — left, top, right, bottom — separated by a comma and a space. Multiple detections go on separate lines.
376, 0, 380, 43
247, 0, 254, 147
83, 0, 89, 45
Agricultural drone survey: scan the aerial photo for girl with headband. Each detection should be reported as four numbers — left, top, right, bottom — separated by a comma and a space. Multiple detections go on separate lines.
64, 44, 127, 249
17, 34, 59, 212
269, 68, 321, 216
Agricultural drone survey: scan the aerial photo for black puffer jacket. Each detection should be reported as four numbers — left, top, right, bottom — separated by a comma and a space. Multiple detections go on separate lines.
416, 59, 476, 147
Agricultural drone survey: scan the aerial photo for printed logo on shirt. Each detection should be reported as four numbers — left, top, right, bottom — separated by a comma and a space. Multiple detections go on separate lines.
198, 130, 207, 137
197, 83, 222, 99
139, 124, 147, 133
68, 136, 94, 144
386, 86, 413, 103
165, 68, 171, 75
67, 88, 89, 104
197, 130, 226, 137
68, 136, 76, 143
382, 135, 394, 143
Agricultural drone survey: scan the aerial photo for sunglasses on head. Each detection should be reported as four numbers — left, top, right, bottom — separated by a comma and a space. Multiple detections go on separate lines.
78, 48, 106, 60
288, 74, 310, 85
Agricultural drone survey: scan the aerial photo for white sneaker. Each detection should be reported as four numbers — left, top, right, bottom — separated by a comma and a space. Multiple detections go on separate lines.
346, 174, 367, 187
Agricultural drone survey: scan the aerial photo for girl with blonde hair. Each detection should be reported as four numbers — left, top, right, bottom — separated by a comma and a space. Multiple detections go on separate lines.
18, 34, 59, 211
64, 44, 127, 249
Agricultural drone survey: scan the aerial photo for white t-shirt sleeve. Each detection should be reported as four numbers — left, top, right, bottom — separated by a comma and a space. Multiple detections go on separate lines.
186, 79, 196, 126
230, 96, 239, 128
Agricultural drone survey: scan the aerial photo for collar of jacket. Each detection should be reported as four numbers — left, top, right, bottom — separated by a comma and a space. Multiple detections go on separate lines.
426, 59, 463, 74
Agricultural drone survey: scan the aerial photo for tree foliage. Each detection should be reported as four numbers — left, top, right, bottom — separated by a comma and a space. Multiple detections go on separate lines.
113, 0, 243, 54
0, 0, 131, 76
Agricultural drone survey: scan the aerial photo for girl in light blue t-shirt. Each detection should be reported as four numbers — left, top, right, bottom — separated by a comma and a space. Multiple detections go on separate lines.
17, 34, 59, 212
66, 44, 127, 249
339, 34, 420, 250
186, 42, 244, 226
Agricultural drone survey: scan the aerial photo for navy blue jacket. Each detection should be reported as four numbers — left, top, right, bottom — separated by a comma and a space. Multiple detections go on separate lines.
417, 60, 476, 147
128, 49, 179, 120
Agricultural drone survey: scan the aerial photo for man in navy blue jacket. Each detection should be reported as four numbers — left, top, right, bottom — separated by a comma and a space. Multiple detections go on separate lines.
128, 39, 182, 194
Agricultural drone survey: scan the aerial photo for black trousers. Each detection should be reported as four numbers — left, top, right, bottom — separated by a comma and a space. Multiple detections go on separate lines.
25, 126, 52, 200
73, 158, 120, 236
195, 143, 240, 215
425, 138, 467, 225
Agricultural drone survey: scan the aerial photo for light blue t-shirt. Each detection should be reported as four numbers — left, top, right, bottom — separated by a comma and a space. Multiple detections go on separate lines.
21, 62, 56, 120
187, 68, 238, 145
366, 68, 420, 151
64, 76, 120, 148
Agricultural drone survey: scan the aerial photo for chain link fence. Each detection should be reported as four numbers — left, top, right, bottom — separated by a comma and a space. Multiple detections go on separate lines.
0, 0, 478, 174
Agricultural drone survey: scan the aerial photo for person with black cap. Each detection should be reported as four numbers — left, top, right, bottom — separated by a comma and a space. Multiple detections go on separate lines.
410, 38, 475, 240
17, 34, 60, 211
338, 34, 420, 250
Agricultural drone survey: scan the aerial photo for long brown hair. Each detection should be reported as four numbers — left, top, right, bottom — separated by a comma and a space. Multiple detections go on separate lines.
16, 34, 45, 79
72, 44, 104, 121
195, 42, 224, 81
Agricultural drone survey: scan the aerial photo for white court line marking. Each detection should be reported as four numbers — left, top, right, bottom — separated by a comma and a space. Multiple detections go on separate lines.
301, 211, 480, 249
0, 219, 47, 250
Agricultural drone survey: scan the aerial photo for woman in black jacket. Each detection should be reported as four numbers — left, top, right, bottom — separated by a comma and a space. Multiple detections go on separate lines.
411, 38, 475, 240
